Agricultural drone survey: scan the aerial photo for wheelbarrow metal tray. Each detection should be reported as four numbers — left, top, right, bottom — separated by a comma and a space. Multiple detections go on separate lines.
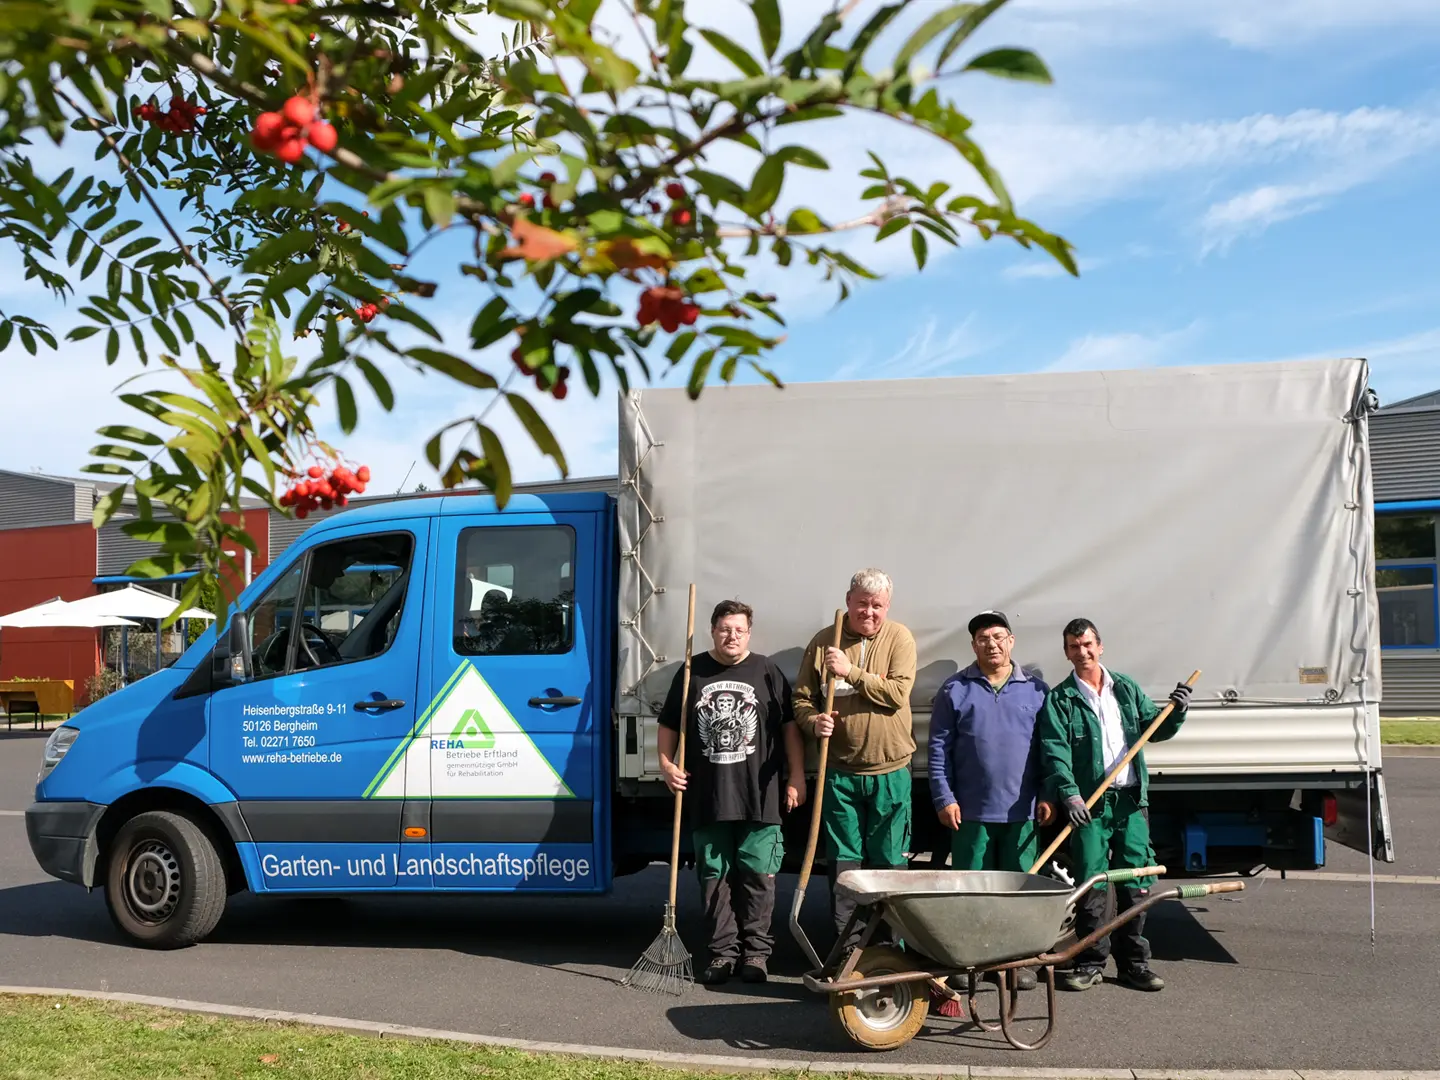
836, 869, 1071, 970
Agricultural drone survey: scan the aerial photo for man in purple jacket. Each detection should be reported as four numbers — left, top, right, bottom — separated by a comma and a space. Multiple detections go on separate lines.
929, 610, 1050, 989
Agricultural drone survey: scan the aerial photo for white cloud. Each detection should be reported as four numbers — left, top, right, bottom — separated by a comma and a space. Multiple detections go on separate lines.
1046, 322, 1202, 373
1009, 0, 1440, 51
828, 314, 997, 382
1003, 255, 1104, 280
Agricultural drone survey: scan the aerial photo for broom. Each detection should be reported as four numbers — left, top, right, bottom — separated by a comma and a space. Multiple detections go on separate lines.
622, 583, 697, 995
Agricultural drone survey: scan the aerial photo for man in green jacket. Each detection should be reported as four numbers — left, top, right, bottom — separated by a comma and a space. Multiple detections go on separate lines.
1036, 618, 1192, 993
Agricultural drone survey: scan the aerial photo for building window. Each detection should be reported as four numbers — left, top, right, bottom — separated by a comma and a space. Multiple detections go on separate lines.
1376, 513, 1439, 650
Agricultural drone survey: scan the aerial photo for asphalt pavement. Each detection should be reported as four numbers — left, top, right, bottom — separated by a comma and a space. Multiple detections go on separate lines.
1, 732, 1435, 1070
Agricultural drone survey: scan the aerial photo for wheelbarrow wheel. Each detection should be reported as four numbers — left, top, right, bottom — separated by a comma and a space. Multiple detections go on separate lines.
829, 946, 929, 1051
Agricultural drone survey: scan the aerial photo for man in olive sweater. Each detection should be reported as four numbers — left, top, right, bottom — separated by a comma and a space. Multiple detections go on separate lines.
794, 568, 917, 947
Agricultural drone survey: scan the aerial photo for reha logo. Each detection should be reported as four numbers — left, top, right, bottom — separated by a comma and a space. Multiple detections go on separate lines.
441, 707, 495, 750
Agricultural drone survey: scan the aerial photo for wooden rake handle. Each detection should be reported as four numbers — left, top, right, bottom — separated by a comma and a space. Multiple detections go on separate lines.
796, 609, 846, 894
666, 584, 697, 908
1028, 668, 1201, 876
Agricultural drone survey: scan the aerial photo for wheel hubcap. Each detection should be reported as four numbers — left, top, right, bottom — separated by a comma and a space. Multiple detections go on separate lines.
125, 840, 181, 922
852, 970, 912, 1032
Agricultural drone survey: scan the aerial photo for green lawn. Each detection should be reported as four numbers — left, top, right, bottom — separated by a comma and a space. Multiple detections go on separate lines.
1381, 719, 1440, 745
0, 995, 797, 1080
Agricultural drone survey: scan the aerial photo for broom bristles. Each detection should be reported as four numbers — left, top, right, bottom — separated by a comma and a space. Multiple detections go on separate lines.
621, 924, 693, 995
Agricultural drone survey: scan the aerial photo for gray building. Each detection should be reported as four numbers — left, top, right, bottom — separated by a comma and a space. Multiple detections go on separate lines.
1370, 390, 1440, 714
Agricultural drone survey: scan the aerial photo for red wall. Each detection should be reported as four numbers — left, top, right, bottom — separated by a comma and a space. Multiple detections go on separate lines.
0, 508, 275, 709
0, 523, 100, 708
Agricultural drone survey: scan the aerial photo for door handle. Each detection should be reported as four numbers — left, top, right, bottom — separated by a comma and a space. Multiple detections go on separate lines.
354, 699, 406, 711
528, 695, 582, 708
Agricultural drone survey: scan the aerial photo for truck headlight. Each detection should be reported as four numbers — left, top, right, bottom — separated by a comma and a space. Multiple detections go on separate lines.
39, 726, 79, 780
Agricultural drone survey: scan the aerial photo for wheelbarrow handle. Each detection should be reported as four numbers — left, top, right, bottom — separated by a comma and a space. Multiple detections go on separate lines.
1065, 865, 1167, 907
1176, 880, 1245, 899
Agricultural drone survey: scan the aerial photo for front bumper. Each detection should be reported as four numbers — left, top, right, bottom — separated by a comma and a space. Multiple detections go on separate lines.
26, 801, 105, 886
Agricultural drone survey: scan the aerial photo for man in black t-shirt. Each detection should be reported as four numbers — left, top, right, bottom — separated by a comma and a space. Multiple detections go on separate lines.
658, 599, 807, 985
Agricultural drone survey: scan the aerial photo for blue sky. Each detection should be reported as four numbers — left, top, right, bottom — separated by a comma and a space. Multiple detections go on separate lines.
5, 0, 1440, 491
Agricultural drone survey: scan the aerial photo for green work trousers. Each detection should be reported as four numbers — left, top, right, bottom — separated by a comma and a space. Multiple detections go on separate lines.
950, 819, 1038, 873
693, 821, 783, 964
1070, 788, 1155, 971
822, 768, 912, 945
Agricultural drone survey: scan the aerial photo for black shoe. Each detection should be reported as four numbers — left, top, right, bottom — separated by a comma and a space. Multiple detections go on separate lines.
1117, 966, 1164, 992
1056, 966, 1103, 991
700, 959, 734, 985
740, 960, 768, 984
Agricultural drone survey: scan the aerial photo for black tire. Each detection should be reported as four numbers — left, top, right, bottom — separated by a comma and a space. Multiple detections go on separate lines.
105, 810, 227, 949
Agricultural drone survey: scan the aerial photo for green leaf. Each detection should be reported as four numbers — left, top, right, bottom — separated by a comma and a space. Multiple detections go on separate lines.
118, 236, 161, 259
700, 30, 764, 78
243, 230, 315, 272
335, 376, 357, 433
92, 483, 127, 528
0, 322, 10, 352
66, 325, 103, 342
687, 348, 716, 400
469, 297, 513, 349
261, 260, 317, 302
105, 328, 120, 364
784, 208, 825, 234
423, 186, 456, 229
745, 155, 786, 217
383, 304, 442, 342
80, 243, 103, 281
751, 0, 781, 58
97, 424, 164, 446
666, 331, 697, 363
99, 219, 141, 245
912, 227, 928, 269
20, 328, 36, 356
506, 393, 568, 475
962, 47, 1052, 83
476, 423, 512, 505
774, 145, 828, 170
409, 348, 498, 390
66, 231, 86, 267
895, 3, 977, 72
354, 355, 395, 411
936, 0, 1010, 69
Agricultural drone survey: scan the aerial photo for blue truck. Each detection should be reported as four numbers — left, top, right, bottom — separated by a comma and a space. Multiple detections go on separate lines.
28, 360, 1394, 947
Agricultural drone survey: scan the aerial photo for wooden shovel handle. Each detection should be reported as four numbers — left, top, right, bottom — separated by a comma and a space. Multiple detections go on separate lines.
796, 609, 846, 893
1028, 669, 1201, 876
666, 584, 697, 908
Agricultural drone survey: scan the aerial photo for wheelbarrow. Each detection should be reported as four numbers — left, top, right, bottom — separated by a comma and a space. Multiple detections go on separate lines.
798, 864, 1245, 1052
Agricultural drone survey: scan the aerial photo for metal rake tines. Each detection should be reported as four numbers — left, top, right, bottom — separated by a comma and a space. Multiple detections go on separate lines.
621, 928, 693, 995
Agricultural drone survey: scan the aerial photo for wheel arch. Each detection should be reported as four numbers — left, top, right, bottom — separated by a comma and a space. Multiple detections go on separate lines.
93, 788, 249, 895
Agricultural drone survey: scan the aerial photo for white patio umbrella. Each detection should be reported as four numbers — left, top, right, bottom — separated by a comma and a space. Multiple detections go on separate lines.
0, 598, 139, 628
61, 584, 215, 622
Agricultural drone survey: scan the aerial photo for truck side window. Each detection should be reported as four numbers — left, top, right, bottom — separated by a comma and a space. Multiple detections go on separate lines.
454, 526, 575, 656
250, 563, 303, 677
293, 532, 414, 672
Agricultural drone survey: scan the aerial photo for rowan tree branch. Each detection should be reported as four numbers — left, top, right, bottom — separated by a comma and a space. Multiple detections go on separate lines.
52, 86, 245, 342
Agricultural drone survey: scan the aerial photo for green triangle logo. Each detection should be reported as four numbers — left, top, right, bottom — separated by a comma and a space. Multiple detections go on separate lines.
450, 707, 494, 749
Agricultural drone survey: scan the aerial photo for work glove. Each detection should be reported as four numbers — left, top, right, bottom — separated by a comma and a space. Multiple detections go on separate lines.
1168, 682, 1193, 710
1065, 795, 1092, 829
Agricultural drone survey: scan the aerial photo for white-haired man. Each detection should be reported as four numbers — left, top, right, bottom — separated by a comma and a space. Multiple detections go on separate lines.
794, 568, 917, 947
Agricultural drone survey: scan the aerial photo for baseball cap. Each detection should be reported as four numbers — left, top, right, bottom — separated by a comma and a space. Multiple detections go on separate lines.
967, 610, 1011, 636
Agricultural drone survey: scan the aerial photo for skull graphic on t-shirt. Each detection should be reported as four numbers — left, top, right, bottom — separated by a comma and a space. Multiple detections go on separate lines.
696, 679, 760, 765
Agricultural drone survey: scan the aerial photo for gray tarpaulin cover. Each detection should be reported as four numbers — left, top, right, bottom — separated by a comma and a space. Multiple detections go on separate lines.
617, 358, 1379, 774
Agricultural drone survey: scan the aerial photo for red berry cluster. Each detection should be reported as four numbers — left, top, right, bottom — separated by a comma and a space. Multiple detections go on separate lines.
279, 463, 370, 519
637, 285, 699, 333
511, 346, 571, 399
336, 210, 369, 233
517, 171, 561, 212
251, 96, 338, 165
664, 181, 693, 227
136, 98, 206, 134
354, 302, 380, 323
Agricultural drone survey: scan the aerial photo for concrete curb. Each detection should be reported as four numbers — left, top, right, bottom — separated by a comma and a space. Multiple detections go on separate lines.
3, 986, 1438, 1080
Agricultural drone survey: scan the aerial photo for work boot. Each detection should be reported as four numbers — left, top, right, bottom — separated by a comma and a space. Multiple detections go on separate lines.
1056, 966, 1103, 991
700, 958, 734, 985
740, 958, 768, 984
1117, 965, 1164, 992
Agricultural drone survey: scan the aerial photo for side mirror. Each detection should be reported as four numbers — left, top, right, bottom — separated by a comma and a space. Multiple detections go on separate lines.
211, 612, 252, 687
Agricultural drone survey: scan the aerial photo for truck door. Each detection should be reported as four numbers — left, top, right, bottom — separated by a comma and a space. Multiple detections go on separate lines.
211, 520, 430, 891
382, 507, 607, 892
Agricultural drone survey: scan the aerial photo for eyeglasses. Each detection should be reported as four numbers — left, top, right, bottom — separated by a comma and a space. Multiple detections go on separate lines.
714, 627, 751, 638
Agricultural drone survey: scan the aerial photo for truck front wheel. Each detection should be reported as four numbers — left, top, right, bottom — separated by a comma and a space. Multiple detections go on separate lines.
105, 810, 227, 949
